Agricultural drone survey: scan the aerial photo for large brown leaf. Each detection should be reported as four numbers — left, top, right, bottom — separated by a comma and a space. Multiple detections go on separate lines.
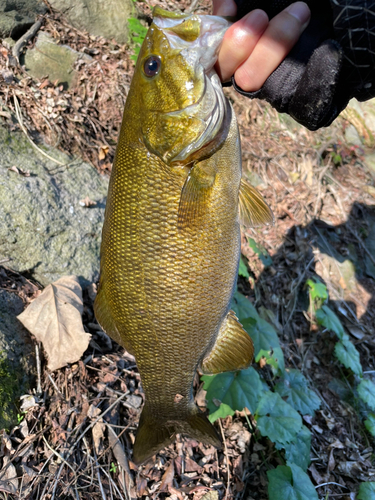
17, 275, 91, 371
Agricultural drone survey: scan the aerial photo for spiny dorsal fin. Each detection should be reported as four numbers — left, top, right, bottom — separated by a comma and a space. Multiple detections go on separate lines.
201, 310, 254, 374
239, 178, 274, 228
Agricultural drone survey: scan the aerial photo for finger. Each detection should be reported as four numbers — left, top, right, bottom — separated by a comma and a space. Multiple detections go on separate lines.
215, 9, 269, 82
212, 0, 237, 16
234, 2, 311, 91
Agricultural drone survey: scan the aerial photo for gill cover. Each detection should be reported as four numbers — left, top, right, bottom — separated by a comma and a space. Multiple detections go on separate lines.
138, 8, 229, 165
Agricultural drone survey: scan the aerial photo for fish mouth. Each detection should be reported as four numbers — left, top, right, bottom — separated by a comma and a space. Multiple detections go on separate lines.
165, 70, 227, 164
153, 12, 230, 164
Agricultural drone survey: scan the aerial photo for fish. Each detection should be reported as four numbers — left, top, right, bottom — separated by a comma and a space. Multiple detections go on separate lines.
94, 7, 273, 465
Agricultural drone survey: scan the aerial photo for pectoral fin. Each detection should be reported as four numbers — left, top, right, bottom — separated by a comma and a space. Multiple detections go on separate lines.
239, 178, 274, 228
202, 310, 254, 374
178, 161, 216, 230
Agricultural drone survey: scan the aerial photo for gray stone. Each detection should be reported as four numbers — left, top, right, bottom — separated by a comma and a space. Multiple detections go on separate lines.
364, 152, 375, 178
48, 0, 133, 44
0, 289, 34, 429
0, 125, 108, 286
344, 124, 362, 147
0, 0, 46, 39
23, 32, 85, 89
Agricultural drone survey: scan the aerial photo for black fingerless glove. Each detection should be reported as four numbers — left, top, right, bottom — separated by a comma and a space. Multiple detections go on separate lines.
232, 0, 375, 130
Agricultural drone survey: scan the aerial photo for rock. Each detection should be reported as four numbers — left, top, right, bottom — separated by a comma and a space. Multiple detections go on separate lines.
0, 0, 46, 39
0, 125, 108, 286
23, 32, 88, 89
364, 152, 375, 178
342, 98, 375, 147
0, 289, 34, 429
48, 0, 133, 44
344, 124, 362, 147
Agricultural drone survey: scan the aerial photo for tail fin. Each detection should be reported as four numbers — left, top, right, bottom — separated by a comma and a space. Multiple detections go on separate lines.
132, 403, 222, 465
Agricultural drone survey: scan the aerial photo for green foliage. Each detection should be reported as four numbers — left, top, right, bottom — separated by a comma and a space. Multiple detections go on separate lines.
358, 380, 375, 411
334, 336, 362, 376
0, 355, 25, 430
202, 290, 319, 498
315, 305, 345, 339
307, 280, 375, 440
128, 17, 148, 61
256, 392, 302, 445
202, 367, 264, 422
276, 426, 311, 472
232, 292, 285, 375
306, 278, 328, 309
364, 414, 375, 437
248, 237, 273, 267
110, 462, 118, 474
358, 482, 375, 500
267, 464, 318, 500
238, 256, 250, 278
275, 369, 321, 416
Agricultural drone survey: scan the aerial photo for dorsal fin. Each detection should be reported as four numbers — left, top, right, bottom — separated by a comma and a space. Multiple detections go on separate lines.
239, 178, 274, 228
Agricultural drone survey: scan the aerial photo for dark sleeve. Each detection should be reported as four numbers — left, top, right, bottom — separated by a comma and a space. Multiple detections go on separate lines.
231, 0, 375, 130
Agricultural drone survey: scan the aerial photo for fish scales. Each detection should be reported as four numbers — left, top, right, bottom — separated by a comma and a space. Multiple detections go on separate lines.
95, 7, 273, 465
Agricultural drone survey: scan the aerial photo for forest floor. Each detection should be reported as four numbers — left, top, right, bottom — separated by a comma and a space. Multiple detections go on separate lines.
0, 0, 375, 499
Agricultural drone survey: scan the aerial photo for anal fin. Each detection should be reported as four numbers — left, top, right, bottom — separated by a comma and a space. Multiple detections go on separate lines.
239, 178, 274, 228
202, 310, 254, 374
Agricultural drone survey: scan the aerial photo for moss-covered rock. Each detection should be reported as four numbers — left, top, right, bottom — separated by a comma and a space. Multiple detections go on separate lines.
23, 32, 86, 89
0, 0, 46, 39
48, 0, 133, 44
0, 290, 34, 430
0, 125, 108, 286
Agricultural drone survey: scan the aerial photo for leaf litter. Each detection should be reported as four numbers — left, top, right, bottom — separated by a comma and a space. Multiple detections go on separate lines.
1, 0, 375, 498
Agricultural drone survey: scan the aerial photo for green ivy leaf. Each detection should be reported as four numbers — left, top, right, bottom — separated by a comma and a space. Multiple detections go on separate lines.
202, 367, 265, 421
334, 336, 362, 377
306, 279, 328, 303
242, 317, 284, 375
238, 257, 250, 278
358, 380, 375, 411
316, 305, 345, 339
256, 392, 302, 444
231, 293, 284, 375
358, 482, 375, 500
275, 425, 311, 472
231, 292, 259, 322
267, 464, 318, 500
275, 369, 321, 416
255, 348, 284, 375
364, 414, 375, 437
248, 237, 273, 267
207, 403, 235, 423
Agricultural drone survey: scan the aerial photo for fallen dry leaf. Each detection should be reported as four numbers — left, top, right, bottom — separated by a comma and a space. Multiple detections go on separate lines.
92, 421, 106, 455
17, 275, 91, 371
160, 460, 174, 492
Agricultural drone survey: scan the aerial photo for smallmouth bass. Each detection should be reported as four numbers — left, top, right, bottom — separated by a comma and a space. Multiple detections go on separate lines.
94, 7, 273, 465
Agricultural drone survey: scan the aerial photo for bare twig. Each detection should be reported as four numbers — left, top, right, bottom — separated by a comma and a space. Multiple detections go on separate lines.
35, 343, 42, 395
218, 419, 230, 500
13, 95, 68, 167
12, 19, 43, 60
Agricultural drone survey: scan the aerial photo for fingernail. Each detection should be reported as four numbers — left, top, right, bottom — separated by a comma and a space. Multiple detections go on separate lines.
286, 2, 311, 25
243, 9, 269, 32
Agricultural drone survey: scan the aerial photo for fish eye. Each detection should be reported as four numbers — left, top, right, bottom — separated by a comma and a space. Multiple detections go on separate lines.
143, 56, 161, 78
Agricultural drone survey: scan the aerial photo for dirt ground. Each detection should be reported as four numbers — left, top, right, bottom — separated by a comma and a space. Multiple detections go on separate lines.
0, 1, 375, 499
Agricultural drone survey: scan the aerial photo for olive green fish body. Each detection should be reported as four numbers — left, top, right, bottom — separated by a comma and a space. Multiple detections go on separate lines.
95, 9, 272, 464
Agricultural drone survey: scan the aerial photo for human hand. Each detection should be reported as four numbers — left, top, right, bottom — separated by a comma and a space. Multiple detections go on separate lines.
213, 0, 311, 91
